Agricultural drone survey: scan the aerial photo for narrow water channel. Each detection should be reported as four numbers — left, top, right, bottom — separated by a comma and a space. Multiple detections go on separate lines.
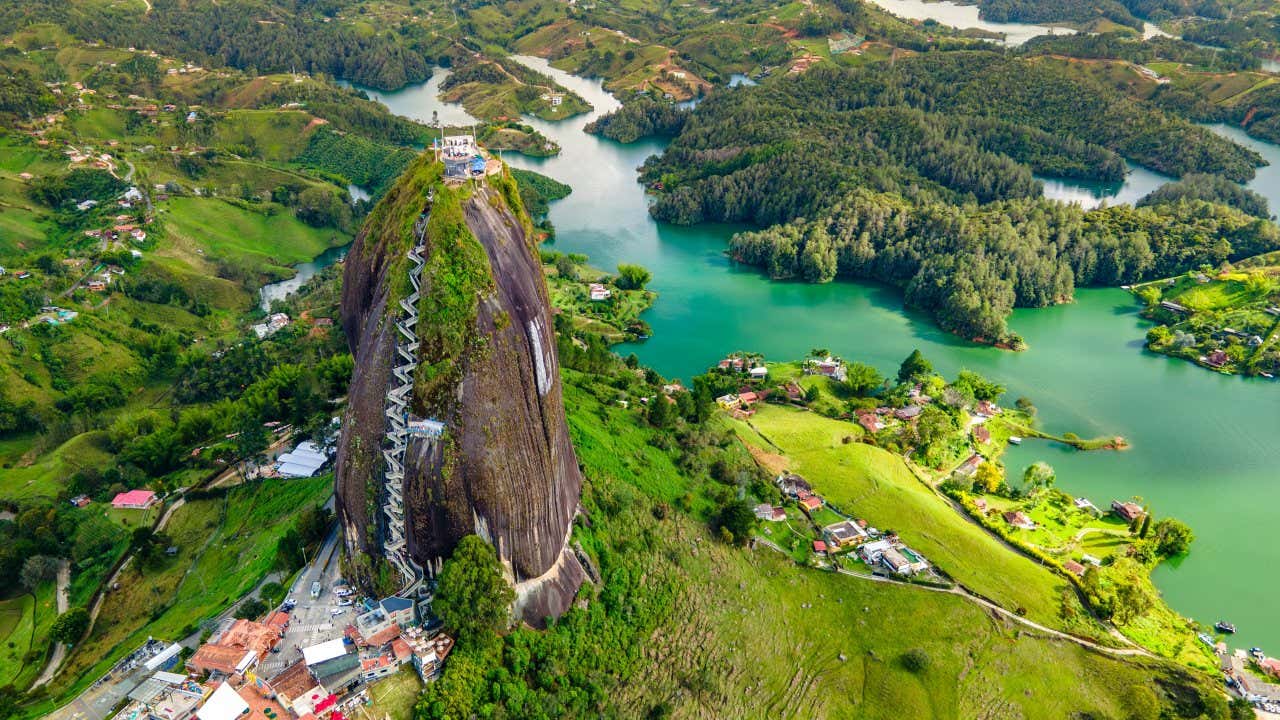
338, 58, 1280, 651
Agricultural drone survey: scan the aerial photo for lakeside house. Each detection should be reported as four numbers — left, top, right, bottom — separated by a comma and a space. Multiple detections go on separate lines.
1074, 497, 1101, 515
715, 393, 741, 409
954, 454, 984, 478
856, 412, 884, 433
972, 425, 991, 444
1003, 511, 1036, 530
111, 489, 157, 509
1110, 500, 1145, 523
1160, 301, 1189, 314
588, 283, 611, 301
805, 356, 847, 382
1203, 350, 1229, 369
894, 405, 922, 421
749, 365, 769, 379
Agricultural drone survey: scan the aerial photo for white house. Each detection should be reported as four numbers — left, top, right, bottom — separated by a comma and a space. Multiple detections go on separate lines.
588, 283, 611, 301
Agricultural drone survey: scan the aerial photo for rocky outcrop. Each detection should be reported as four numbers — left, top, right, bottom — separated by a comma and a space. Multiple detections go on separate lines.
335, 158, 583, 626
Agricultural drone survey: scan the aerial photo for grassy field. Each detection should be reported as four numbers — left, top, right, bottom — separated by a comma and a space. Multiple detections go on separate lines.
0, 431, 114, 501
732, 404, 1105, 639
48, 476, 332, 699
561, 376, 1222, 718
161, 197, 348, 280
359, 667, 422, 720
0, 593, 36, 687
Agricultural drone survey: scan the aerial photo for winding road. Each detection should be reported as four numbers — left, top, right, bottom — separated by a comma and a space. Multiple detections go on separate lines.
30, 560, 72, 688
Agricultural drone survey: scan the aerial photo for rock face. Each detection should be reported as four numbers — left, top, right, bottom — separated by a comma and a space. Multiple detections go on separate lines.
335, 159, 583, 626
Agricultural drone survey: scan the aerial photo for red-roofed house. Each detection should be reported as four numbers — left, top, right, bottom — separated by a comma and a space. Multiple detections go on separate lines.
1063, 560, 1086, 576
1110, 500, 1145, 523
1003, 511, 1036, 530
391, 638, 412, 664
799, 495, 823, 512
1260, 657, 1280, 679
363, 623, 401, 648
812, 540, 827, 554
972, 425, 990, 444
112, 489, 157, 509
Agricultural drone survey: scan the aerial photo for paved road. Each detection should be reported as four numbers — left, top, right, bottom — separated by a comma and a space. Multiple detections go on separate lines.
257, 524, 348, 676
31, 560, 72, 688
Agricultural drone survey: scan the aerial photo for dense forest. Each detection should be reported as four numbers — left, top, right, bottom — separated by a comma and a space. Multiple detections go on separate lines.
973, 0, 1226, 29
584, 97, 690, 143
0, 0, 442, 90
1137, 174, 1271, 219
640, 53, 1260, 227
1020, 32, 1261, 71
729, 189, 1279, 343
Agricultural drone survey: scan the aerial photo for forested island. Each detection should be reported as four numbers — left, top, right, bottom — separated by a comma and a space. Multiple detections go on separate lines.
612, 54, 1278, 345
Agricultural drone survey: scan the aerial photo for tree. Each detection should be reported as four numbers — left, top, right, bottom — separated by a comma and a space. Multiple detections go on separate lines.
975, 461, 1003, 494
295, 186, 348, 228
20, 555, 59, 590
50, 607, 89, 645
1022, 462, 1055, 492
1229, 697, 1256, 720
845, 362, 883, 396
897, 349, 932, 384
715, 499, 756, 545
235, 598, 269, 620
1015, 397, 1036, 416
648, 394, 672, 428
1138, 514, 1152, 539
900, 648, 930, 674
1110, 559, 1156, 624
1152, 518, 1194, 556
616, 263, 652, 290
555, 254, 577, 281
953, 369, 1004, 402
435, 536, 514, 643
915, 405, 956, 449
259, 581, 285, 605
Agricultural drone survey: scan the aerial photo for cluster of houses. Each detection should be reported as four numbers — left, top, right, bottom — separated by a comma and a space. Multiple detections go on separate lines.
253, 313, 292, 339
802, 355, 847, 382
773, 473, 933, 577
81, 264, 127, 293
115, 595, 455, 720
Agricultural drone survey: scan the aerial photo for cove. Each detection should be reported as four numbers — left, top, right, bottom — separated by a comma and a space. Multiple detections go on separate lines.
860, 0, 1076, 46
351, 57, 1280, 651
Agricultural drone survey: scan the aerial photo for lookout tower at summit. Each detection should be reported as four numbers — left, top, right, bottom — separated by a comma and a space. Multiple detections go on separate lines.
434, 130, 497, 180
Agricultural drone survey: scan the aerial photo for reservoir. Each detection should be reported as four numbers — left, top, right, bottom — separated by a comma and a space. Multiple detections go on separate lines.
354, 56, 1280, 651
860, 0, 1075, 45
